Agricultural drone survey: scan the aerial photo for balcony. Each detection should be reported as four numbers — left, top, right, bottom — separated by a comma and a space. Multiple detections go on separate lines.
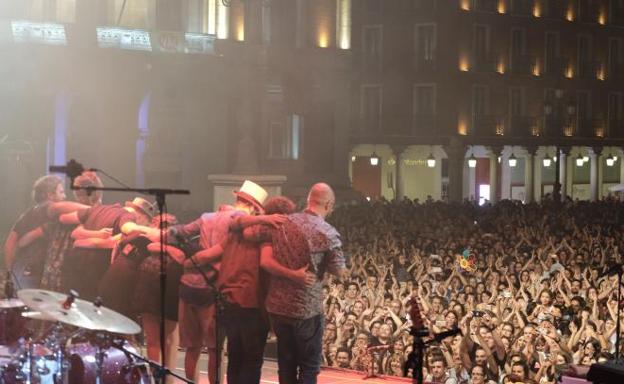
578, 60, 600, 79
608, 62, 624, 80
413, 0, 436, 13
543, 115, 574, 137
510, 0, 533, 16
543, 0, 566, 19
509, 116, 539, 136
412, 114, 436, 135
473, 55, 498, 72
544, 56, 569, 77
473, 0, 499, 12
472, 114, 503, 136
510, 54, 535, 75
573, 118, 603, 137
578, 2, 600, 23
608, 119, 624, 137
414, 55, 436, 71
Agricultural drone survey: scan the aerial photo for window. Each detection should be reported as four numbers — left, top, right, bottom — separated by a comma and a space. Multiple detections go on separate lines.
362, 25, 382, 57
578, 35, 593, 62
361, 85, 382, 132
472, 85, 489, 116
474, 24, 490, 60
544, 32, 560, 73
576, 90, 592, 135
415, 23, 436, 68
609, 93, 623, 120
510, 28, 526, 57
184, 0, 228, 37
336, 0, 351, 49
509, 88, 525, 116
413, 84, 436, 115
609, 38, 624, 76
268, 114, 302, 160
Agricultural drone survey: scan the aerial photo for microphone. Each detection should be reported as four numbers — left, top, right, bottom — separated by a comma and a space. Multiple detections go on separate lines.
49, 159, 96, 180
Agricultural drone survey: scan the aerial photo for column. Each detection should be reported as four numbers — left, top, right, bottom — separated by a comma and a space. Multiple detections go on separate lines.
524, 146, 536, 203
534, 148, 543, 202
488, 146, 502, 203
590, 147, 602, 201
559, 147, 570, 199
392, 145, 407, 201
501, 149, 512, 200
444, 139, 465, 203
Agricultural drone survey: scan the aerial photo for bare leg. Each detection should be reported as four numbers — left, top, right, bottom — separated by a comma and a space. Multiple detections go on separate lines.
185, 346, 201, 382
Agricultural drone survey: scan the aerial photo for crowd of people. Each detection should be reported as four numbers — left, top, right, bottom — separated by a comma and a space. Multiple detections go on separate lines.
322, 197, 624, 383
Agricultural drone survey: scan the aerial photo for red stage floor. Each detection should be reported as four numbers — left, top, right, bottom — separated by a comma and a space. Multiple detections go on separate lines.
171, 358, 413, 383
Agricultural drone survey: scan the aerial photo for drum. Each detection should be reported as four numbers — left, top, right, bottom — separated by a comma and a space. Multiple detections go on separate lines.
0, 300, 29, 344
67, 341, 150, 384
0, 343, 59, 384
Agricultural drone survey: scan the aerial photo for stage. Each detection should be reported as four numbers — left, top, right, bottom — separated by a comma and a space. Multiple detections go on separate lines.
170, 356, 413, 383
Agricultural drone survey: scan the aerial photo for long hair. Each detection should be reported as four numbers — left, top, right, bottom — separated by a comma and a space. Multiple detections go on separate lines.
32, 175, 63, 203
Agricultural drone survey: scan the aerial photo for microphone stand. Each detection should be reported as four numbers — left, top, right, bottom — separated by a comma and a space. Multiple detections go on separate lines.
63, 162, 189, 384
112, 339, 194, 384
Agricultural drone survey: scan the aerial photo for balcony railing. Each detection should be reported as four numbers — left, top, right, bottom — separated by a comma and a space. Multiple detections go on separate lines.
544, 56, 569, 77
412, 114, 436, 135
509, 116, 539, 136
608, 119, 624, 137
414, 55, 436, 71
473, 0, 499, 12
473, 55, 498, 72
510, 0, 533, 16
510, 54, 535, 75
472, 114, 503, 136
578, 60, 600, 79
577, 118, 603, 137
608, 62, 624, 80
413, 0, 436, 13
543, 0, 566, 19
578, 2, 600, 23
543, 115, 575, 137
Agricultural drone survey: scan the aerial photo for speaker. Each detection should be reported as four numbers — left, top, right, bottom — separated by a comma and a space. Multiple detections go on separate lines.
587, 361, 624, 384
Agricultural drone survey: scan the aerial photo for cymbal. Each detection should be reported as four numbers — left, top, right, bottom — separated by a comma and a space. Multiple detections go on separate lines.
17, 289, 140, 335
0, 298, 25, 308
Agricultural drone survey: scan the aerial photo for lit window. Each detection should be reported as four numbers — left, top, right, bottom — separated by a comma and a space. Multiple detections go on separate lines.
268, 114, 302, 160
337, 0, 351, 49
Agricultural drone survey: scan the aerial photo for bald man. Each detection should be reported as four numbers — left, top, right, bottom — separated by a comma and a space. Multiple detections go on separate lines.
265, 183, 347, 384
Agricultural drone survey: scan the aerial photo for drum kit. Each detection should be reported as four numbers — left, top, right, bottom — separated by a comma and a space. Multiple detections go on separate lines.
0, 289, 152, 384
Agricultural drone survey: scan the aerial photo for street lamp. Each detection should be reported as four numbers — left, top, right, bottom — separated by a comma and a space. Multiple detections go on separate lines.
543, 157, 552, 167
575, 154, 584, 167
606, 154, 615, 167
508, 153, 518, 168
370, 152, 379, 166
427, 153, 436, 168
468, 153, 477, 168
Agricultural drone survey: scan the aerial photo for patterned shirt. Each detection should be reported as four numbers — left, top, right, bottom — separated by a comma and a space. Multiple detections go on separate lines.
265, 210, 345, 319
